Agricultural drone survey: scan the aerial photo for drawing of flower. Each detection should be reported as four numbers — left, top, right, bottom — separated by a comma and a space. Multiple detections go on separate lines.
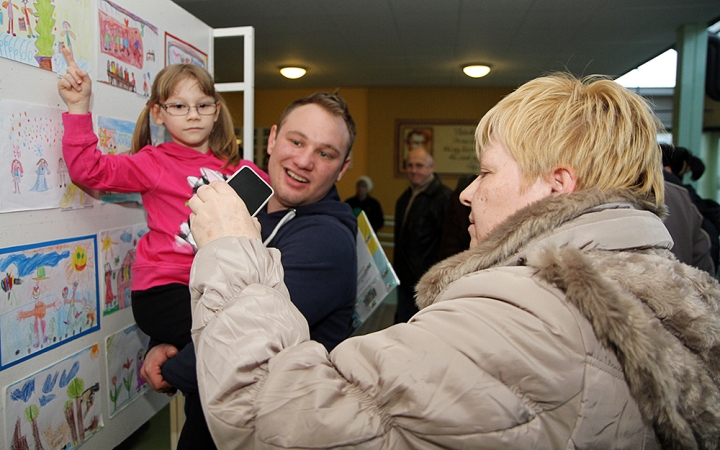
109, 376, 120, 411
122, 358, 134, 397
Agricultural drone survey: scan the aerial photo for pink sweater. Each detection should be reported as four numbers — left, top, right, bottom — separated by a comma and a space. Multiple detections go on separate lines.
62, 112, 269, 291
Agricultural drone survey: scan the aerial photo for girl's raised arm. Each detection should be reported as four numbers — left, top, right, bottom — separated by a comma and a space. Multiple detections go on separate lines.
57, 46, 92, 114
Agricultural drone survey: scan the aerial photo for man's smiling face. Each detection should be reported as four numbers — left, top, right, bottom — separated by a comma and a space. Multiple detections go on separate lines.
265, 103, 351, 212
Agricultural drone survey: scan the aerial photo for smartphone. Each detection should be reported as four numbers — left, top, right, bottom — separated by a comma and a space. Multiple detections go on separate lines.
226, 166, 274, 217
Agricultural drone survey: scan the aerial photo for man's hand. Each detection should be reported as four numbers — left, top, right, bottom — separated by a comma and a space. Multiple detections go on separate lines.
188, 181, 262, 249
57, 46, 92, 114
140, 343, 179, 396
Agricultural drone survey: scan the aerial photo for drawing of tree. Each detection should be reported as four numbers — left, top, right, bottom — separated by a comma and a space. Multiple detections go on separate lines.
11, 417, 30, 450
63, 400, 78, 444
32, 0, 55, 70
66, 377, 85, 442
23, 404, 44, 450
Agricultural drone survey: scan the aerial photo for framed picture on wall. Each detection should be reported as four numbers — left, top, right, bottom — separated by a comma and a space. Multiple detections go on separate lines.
395, 119, 479, 177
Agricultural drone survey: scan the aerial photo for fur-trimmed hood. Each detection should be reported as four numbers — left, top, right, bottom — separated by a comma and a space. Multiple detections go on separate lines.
417, 188, 720, 449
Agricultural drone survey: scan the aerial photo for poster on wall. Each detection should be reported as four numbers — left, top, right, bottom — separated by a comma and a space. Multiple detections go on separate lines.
0, 100, 96, 213
99, 223, 147, 316
395, 120, 479, 176
165, 32, 207, 69
97, 0, 161, 97
0, 0, 93, 74
5, 344, 104, 450
0, 235, 99, 370
105, 324, 150, 418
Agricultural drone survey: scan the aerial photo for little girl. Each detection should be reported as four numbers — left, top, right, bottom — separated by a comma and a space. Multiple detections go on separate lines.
57, 48, 267, 384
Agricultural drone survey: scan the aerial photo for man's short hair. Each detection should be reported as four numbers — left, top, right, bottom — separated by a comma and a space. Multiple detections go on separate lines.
276, 92, 356, 158
475, 72, 665, 207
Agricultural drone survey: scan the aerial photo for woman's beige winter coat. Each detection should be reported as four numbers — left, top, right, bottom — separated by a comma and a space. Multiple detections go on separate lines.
191, 189, 720, 449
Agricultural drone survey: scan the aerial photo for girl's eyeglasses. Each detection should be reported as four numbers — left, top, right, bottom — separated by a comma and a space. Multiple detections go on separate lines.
161, 102, 217, 116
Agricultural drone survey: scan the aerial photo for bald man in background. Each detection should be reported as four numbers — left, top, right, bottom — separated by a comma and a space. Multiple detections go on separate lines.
393, 148, 451, 322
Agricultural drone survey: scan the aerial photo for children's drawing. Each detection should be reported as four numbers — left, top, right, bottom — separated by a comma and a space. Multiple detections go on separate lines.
165, 32, 207, 69
98, 0, 160, 97
105, 324, 149, 417
0, 235, 99, 369
5, 344, 104, 450
95, 116, 141, 204
99, 223, 147, 315
0, 0, 92, 74
0, 100, 96, 212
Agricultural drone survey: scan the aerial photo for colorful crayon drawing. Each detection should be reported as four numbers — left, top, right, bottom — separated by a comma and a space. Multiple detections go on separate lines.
99, 223, 147, 315
97, 0, 160, 97
0, 235, 99, 369
96, 116, 142, 204
165, 32, 207, 69
105, 324, 149, 417
0, 100, 96, 212
5, 344, 104, 450
0, 0, 92, 75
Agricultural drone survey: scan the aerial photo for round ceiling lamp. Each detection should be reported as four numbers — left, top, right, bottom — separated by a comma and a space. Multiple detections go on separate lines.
462, 64, 491, 78
280, 66, 307, 79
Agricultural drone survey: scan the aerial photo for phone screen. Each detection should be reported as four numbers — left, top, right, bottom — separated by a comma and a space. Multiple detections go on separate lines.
226, 166, 274, 217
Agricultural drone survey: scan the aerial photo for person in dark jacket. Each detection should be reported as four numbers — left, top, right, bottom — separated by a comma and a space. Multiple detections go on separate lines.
140, 92, 358, 449
345, 175, 384, 232
394, 147, 451, 322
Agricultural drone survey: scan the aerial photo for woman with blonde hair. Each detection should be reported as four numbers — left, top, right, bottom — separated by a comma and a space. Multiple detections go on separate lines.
187, 73, 720, 449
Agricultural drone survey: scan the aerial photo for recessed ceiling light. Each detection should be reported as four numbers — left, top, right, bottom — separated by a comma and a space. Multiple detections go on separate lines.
280, 67, 307, 79
462, 64, 491, 78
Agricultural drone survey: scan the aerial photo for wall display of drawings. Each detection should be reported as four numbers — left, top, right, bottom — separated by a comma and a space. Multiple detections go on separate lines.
165, 32, 207, 69
0, 100, 96, 213
395, 120, 479, 176
352, 212, 399, 330
0, 235, 99, 370
105, 324, 149, 418
98, 0, 161, 97
99, 223, 147, 316
0, 0, 93, 74
5, 343, 103, 450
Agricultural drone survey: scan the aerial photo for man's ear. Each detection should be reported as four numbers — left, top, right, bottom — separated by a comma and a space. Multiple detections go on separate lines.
549, 166, 577, 194
266, 125, 278, 155
336, 156, 351, 182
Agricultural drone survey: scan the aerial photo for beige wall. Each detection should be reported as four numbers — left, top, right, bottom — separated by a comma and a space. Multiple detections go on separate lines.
223, 86, 514, 234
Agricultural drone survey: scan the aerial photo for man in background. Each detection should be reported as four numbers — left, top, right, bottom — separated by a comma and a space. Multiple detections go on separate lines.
393, 147, 451, 323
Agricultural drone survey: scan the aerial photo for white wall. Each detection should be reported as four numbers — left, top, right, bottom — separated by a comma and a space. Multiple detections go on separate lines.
0, 0, 212, 448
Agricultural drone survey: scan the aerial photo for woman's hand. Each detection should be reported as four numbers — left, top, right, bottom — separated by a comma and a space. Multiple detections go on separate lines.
57, 46, 92, 114
188, 181, 262, 249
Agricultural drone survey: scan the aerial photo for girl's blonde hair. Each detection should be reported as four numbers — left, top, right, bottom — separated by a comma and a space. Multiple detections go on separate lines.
476, 72, 665, 207
131, 64, 240, 166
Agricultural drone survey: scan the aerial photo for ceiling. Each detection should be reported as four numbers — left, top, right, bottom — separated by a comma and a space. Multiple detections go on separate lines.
169, 0, 720, 90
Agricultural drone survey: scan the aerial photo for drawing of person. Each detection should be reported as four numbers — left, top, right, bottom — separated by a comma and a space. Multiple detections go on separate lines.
18, 280, 59, 348
59, 21, 76, 56
103, 25, 111, 51
29, 158, 50, 192
136, 348, 147, 391
11, 158, 23, 193
19, 0, 33, 38
104, 262, 116, 308
2, 0, 18, 36
58, 157, 68, 187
